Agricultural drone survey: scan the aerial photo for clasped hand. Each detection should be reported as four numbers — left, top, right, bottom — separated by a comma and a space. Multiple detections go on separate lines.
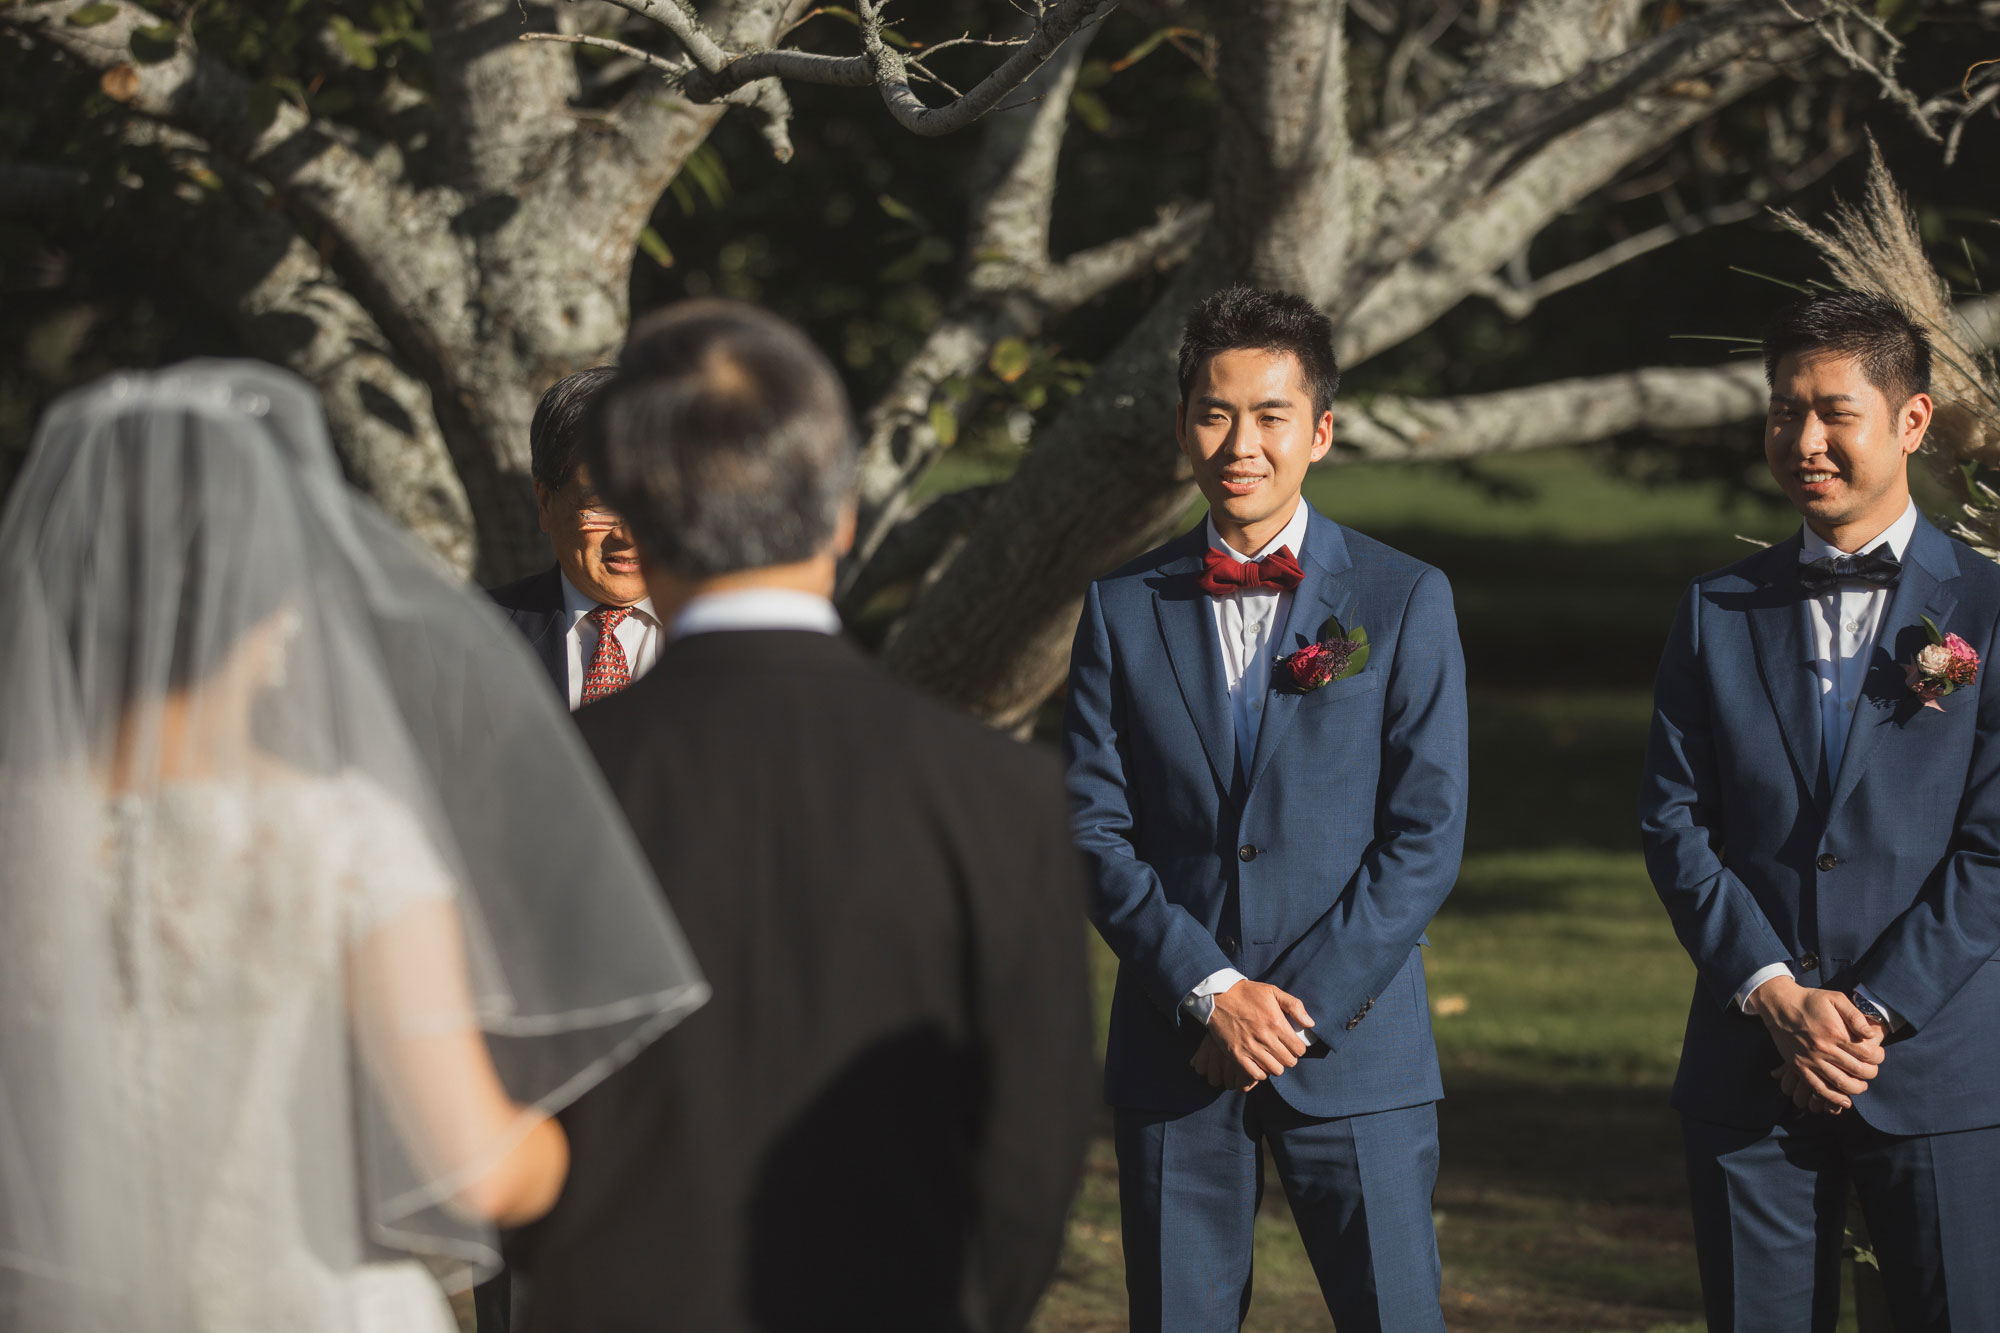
1189, 980, 1314, 1091
1748, 976, 1887, 1114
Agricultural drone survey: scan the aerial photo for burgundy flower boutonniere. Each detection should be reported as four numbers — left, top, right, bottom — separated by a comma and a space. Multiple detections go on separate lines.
1278, 614, 1371, 692
1903, 614, 1981, 712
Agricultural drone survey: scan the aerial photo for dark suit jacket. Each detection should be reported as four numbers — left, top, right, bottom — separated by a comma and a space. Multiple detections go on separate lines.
489, 566, 567, 698
1064, 505, 1468, 1117
1641, 517, 2000, 1135
518, 630, 1096, 1333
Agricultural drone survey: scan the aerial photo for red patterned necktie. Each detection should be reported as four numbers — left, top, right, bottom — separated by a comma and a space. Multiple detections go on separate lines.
1197, 545, 1304, 598
581, 605, 632, 704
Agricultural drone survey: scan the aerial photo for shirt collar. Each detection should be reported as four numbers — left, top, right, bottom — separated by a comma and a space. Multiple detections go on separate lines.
1799, 499, 1920, 564
669, 588, 842, 642
1205, 498, 1311, 565
558, 572, 657, 629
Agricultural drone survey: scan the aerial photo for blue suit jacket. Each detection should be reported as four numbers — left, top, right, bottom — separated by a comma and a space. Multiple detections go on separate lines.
1641, 517, 2000, 1135
1063, 505, 1468, 1118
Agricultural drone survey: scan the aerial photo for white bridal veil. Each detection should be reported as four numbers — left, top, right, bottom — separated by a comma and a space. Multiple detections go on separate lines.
0, 362, 707, 1331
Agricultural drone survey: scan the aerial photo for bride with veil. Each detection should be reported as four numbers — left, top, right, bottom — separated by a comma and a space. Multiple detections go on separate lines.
0, 362, 708, 1332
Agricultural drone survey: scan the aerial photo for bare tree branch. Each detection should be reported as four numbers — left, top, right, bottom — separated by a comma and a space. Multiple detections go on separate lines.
598, 0, 732, 71
1329, 0, 1817, 334
1325, 292, 2000, 463
1328, 362, 1768, 461
519, 31, 691, 80
1467, 142, 1854, 320
1780, 0, 1938, 140
1033, 202, 1212, 310
588, 0, 1113, 143
855, 0, 1115, 136
1336, 9, 1822, 363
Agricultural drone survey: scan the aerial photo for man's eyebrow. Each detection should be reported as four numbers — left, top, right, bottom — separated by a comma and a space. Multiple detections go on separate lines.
1192, 395, 1233, 409
1252, 398, 1294, 411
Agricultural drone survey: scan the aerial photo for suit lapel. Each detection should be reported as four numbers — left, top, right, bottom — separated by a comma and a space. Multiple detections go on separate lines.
532, 607, 568, 699
1744, 536, 1826, 812
1247, 508, 1352, 791
525, 568, 571, 699
1151, 535, 1236, 791
1827, 518, 1961, 819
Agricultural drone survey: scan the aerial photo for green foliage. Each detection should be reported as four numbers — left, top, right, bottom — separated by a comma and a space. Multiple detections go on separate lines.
65, 4, 118, 26
987, 336, 1032, 383
128, 22, 179, 64
927, 399, 958, 447
637, 226, 674, 269
326, 15, 376, 70
667, 144, 731, 216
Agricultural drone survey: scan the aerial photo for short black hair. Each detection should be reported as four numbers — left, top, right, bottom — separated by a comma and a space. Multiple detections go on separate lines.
1177, 286, 1341, 418
584, 300, 857, 578
530, 365, 617, 490
1763, 290, 1932, 408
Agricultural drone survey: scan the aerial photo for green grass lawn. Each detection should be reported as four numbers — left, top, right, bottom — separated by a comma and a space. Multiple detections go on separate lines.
1025, 449, 1868, 1330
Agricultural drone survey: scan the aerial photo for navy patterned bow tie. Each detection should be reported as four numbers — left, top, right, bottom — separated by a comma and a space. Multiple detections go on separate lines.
1797, 546, 1901, 597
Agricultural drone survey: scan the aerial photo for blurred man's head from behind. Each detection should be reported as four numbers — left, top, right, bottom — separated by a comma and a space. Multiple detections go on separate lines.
583, 301, 859, 595
531, 366, 647, 608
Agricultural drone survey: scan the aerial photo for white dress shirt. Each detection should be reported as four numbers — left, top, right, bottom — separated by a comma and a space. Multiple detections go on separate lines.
561, 574, 663, 712
1182, 501, 1317, 1042
669, 587, 843, 641
1737, 500, 1918, 1027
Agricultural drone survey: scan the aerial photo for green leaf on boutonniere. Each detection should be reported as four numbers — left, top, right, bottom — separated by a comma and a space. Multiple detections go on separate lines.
1922, 613, 1946, 646
1309, 614, 1371, 680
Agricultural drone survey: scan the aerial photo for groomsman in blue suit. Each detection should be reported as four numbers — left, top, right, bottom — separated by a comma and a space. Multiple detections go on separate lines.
1642, 290, 2000, 1330
1064, 286, 1468, 1331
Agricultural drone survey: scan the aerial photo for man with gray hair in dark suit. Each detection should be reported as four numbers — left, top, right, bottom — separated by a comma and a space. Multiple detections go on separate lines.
514, 299, 1096, 1333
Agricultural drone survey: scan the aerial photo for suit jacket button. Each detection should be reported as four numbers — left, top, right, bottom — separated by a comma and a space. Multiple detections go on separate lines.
1800, 953, 1820, 972
1816, 853, 1838, 872
1362, 998, 1374, 1011
1220, 935, 1238, 954
1345, 1016, 1361, 1030
1238, 844, 1258, 862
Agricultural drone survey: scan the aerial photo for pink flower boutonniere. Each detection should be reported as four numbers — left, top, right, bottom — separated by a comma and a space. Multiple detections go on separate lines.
1279, 615, 1371, 692
1903, 615, 1981, 712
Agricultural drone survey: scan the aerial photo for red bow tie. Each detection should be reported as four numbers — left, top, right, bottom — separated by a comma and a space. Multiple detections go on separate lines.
1198, 546, 1304, 597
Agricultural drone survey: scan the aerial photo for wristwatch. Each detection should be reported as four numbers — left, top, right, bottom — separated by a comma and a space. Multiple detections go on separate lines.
1851, 992, 1887, 1026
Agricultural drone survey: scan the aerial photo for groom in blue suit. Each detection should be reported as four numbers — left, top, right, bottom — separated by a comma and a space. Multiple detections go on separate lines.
1064, 287, 1467, 1331
1642, 290, 2000, 1330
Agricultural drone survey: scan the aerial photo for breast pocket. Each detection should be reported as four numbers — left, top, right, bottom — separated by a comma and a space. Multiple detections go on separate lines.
1301, 669, 1382, 707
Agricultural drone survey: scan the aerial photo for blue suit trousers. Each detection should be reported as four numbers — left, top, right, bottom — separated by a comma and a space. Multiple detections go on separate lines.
1682, 1112, 2000, 1331
1114, 1090, 1444, 1333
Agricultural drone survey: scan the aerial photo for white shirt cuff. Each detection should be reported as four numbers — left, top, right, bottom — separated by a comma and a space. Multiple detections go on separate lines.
1183, 968, 1248, 1025
1735, 962, 1793, 1013
1180, 967, 1317, 1046
1852, 984, 1904, 1032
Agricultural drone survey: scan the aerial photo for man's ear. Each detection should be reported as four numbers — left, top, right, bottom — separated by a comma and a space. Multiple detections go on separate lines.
1310, 408, 1334, 464
1900, 392, 1935, 457
830, 499, 859, 559
533, 481, 556, 536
